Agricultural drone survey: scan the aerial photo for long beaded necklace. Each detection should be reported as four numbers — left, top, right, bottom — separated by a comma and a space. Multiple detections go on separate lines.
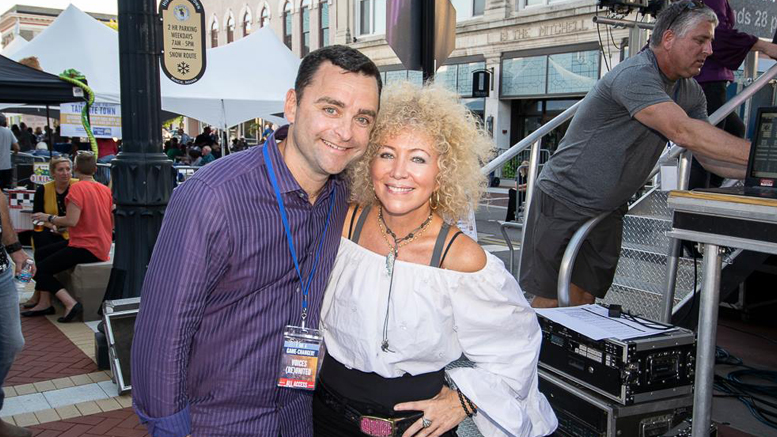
376, 205, 434, 352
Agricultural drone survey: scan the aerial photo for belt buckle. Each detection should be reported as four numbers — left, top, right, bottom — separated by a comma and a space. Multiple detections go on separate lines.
359, 415, 398, 437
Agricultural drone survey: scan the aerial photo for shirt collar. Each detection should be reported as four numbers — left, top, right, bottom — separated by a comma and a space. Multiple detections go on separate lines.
264, 125, 342, 200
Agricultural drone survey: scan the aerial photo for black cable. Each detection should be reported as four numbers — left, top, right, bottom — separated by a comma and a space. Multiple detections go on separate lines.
596, 10, 611, 72
712, 346, 777, 430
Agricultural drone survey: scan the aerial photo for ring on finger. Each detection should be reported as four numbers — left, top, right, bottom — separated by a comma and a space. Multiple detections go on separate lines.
422, 417, 433, 428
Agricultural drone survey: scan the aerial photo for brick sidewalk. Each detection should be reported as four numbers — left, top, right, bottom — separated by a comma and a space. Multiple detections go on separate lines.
5, 315, 98, 386
27, 408, 149, 437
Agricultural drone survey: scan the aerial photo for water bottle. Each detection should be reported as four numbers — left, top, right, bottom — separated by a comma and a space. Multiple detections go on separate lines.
17, 259, 34, 283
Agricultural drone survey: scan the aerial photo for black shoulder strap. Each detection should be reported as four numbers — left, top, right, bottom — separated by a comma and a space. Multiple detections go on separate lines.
438, 231, 464, 268
347, 206, 359, 240
350, 204, 372, 244
429, 222, 451, 267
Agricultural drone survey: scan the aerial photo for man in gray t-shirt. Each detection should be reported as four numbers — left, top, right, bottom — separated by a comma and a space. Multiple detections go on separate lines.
0, 114, 19, 190
521, 1, 752, 308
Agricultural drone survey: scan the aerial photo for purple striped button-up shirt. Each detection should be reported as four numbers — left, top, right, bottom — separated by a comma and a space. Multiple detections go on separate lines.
131, 126, 348, 437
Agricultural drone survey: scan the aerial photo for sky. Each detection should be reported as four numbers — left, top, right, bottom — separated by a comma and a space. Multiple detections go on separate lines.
0, 0, 118, 15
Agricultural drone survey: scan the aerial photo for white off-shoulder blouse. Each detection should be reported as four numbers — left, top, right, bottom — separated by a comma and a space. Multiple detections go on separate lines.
320, 237, 558, 437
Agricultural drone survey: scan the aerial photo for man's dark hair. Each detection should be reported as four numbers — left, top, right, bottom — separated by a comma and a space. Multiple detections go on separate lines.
294, 45, 382, 104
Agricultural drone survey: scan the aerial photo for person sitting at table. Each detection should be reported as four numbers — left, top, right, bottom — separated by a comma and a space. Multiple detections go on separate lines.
314, 82, 557, 437
24, 151, 113, 323
21, 157, 78, 309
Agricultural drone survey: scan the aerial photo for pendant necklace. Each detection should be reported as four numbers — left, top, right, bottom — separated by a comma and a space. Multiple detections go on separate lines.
376, 206, 434, 352
376, 206, 433, 276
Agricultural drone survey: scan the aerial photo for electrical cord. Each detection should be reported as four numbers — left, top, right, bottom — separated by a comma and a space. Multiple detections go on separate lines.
713, 346, 777, 430
596, 10, 611, 72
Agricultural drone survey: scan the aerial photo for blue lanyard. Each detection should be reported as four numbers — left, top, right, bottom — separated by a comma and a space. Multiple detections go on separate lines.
262, 143, 335, 328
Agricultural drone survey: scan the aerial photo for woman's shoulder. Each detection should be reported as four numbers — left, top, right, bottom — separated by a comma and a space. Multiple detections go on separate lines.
440, 226, 486, 273
341, 202, 370, 238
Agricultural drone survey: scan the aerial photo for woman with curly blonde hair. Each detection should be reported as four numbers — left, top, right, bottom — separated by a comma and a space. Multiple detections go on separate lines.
314, 82, 557, 437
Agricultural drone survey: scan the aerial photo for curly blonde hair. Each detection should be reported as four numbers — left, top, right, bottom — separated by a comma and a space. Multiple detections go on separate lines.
349, 82, 494, 220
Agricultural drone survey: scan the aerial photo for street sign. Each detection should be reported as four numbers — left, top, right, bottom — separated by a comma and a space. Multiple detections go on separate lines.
159, 0, 206, 85
472, 70, 490, 98
434, 0, 456, 73
386, 0, 456, 75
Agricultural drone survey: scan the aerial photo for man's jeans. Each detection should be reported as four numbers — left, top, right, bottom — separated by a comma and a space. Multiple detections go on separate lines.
0, 266, 23, 411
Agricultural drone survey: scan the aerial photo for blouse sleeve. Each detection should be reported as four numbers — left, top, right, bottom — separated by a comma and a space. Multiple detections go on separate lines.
446, 257, 557, 437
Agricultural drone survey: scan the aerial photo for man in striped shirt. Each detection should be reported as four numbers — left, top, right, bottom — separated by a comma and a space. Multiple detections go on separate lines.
131, 45, 382, 437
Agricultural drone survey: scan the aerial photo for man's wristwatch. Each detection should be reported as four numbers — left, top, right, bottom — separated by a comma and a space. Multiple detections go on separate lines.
4, 242, 22, 254
48, 215, 55, 224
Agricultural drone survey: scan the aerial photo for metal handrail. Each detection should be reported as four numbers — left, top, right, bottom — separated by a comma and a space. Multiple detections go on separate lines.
557, 211, 609, 307
481, 101, 581, 175
555, 62, 777, 308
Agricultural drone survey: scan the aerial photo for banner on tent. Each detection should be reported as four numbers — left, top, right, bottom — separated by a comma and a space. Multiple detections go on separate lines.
60, 102, 122, 139
31, 163, 52, 185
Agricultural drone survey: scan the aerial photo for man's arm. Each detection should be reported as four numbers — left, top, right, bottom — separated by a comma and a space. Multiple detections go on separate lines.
0, 192, 33, 275
634, 101, 749, 178
11, 141, 19, 153
131, 179, 231, 437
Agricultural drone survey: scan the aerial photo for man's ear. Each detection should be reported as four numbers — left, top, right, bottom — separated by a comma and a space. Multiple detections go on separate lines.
662, 29, 675, 51
284, 89, 298, 124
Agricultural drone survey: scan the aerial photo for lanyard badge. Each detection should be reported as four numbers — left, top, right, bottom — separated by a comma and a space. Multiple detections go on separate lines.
278, 325, 324, 390
263, 144, 334, 391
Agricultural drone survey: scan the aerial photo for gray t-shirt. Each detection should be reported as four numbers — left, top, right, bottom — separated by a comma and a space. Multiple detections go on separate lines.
537, 49, 708, 215
0, 126, 17, 170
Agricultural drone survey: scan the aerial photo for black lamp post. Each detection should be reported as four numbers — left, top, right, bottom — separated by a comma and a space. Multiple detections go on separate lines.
113, 0, 174, 298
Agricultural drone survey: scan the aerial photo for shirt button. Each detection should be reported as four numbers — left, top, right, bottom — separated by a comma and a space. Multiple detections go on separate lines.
351, 306, 357, 312
296, 287, 300, 293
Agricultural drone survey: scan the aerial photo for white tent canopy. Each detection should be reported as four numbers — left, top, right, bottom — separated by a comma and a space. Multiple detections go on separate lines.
160, 26, 298, 127
0, 36, 29, 58
9, 4, 296, 126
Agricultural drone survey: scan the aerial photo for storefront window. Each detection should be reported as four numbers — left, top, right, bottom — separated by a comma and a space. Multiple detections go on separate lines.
547, 52, 599, 94
435, 65, 458, 92
502, 50, 599, 97
456, 62, 485, 96
502, 56, 547, 97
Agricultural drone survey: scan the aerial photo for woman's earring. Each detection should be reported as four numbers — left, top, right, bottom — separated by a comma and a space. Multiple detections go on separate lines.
430, 191, 440, 210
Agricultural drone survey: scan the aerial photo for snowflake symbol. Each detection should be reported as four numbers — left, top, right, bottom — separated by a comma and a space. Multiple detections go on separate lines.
177, 62, 190, 75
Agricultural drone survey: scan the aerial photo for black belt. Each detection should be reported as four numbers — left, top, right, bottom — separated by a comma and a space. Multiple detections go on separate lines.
317, 381, 423, 437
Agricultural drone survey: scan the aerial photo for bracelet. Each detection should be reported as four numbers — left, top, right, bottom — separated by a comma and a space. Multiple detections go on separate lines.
4, 242, 22, 254
457, 389, 474, 418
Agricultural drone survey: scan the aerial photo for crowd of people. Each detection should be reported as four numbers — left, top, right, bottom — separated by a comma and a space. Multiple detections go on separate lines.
0, 1, 769, 437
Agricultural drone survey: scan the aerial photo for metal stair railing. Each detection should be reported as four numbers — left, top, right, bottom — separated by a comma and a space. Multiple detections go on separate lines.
556, 62, 777, 309
487, 102, 582, 275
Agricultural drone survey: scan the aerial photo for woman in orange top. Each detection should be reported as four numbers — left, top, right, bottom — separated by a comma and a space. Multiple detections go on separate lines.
25, 151, 113, 323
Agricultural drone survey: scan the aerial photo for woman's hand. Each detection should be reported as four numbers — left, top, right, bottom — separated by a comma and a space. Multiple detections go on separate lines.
31, 212, 48, 223
394, 386, 467, 437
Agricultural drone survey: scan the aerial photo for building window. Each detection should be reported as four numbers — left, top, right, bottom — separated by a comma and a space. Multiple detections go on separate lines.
473, 0, 485, 15
320, 1, 329, 47
383, 69, 423, 86
210, 20, 219, 47
502, 50, 600, 97
357, 0, 386, 36
261, 7, 269, 27
432, 61, 486, 96
226, 15, 235, 43
301, 0, 311, 56
284, 2, 293, 49
242, 10, 252, 37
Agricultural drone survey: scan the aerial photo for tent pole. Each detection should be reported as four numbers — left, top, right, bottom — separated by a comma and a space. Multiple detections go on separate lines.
46, 104, 52, 153
221, 98, 228, 156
